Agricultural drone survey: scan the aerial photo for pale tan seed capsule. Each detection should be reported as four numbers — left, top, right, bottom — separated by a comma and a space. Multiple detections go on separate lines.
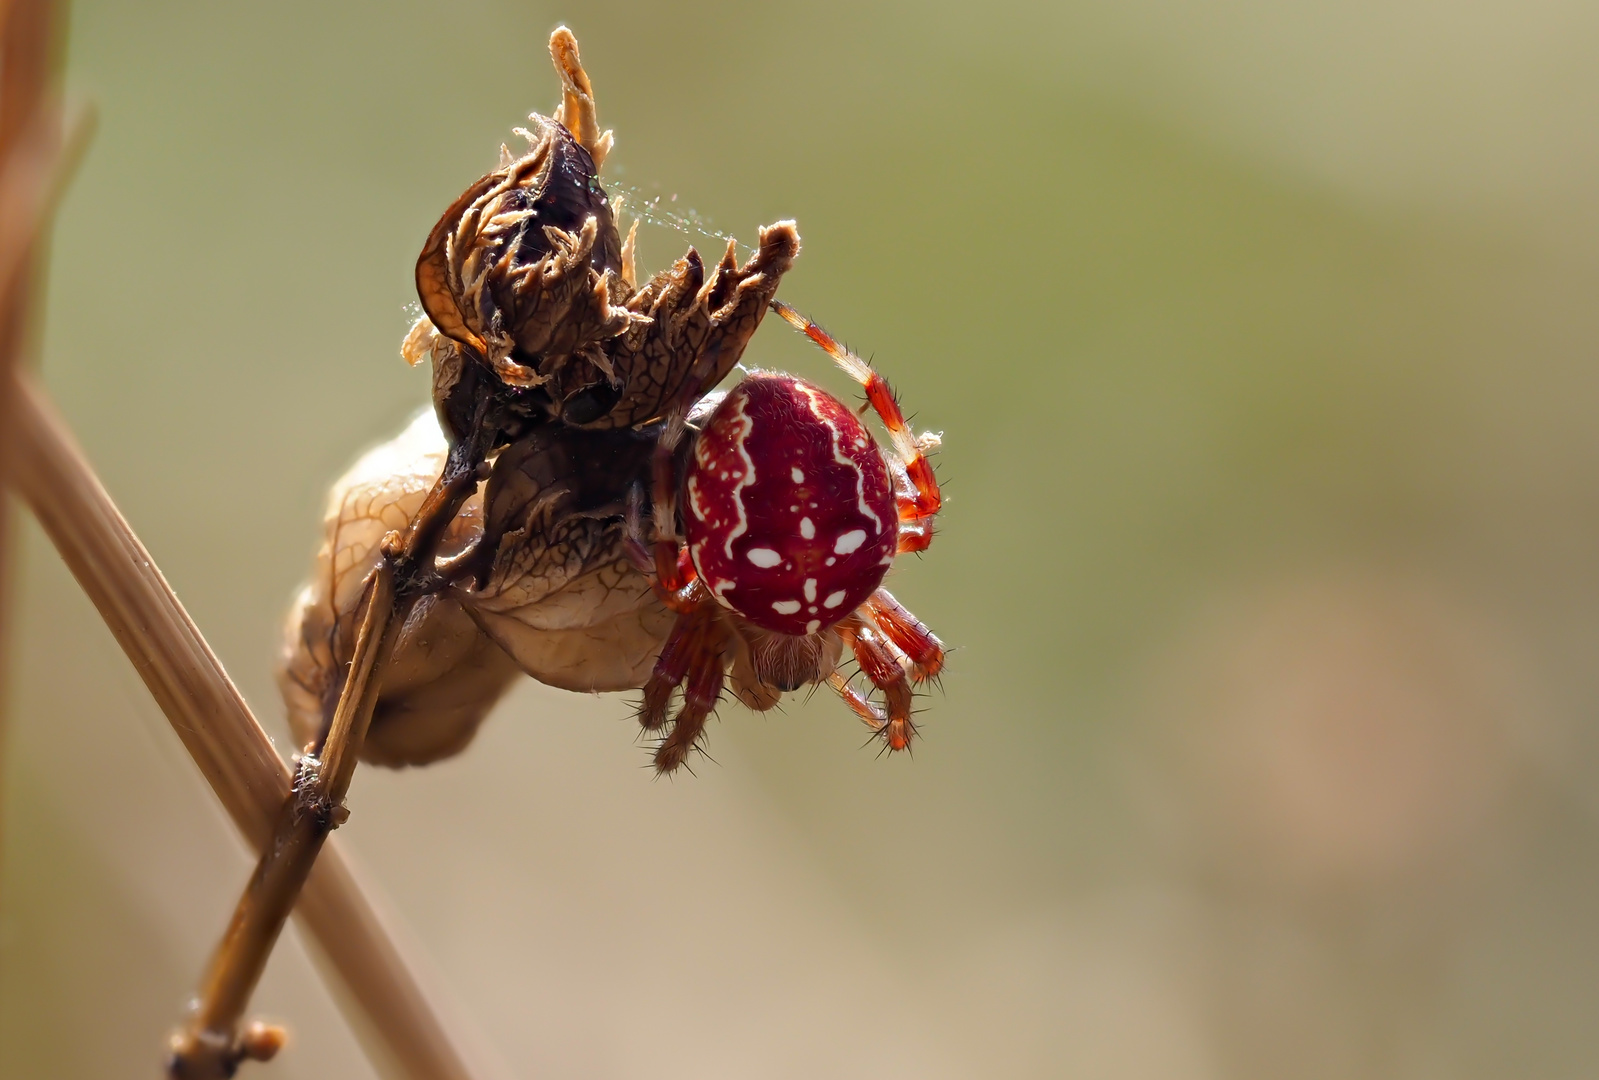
277, 411, 672, 767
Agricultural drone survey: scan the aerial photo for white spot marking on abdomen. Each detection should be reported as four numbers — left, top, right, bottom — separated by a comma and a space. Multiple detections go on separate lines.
747, 547, 782, 568
834, 529, 867, 554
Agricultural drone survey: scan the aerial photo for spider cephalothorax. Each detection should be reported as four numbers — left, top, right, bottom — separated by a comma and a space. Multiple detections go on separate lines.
629, 302, 945, 771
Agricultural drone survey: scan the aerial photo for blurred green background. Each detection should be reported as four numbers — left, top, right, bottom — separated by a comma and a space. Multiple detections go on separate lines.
6, 0, 1599, 1076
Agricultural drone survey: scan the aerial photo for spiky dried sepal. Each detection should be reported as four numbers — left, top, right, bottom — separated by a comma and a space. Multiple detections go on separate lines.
414, 115, 631, 389
549, 26, 613, 169
597, 221, 801, 429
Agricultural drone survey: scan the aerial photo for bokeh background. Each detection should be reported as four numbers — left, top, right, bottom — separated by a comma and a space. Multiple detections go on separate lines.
6, 0, 1599, 1076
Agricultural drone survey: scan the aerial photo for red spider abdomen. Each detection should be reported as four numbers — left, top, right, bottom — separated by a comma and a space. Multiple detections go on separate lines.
683, 373, 897, 636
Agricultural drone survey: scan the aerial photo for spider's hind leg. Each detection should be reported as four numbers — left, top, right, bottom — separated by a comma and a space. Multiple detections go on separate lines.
866, 588, 944, 683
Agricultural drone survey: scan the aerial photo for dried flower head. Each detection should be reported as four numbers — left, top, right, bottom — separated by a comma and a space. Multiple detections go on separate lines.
402, 29, 798, 432
408, 112, 635, 391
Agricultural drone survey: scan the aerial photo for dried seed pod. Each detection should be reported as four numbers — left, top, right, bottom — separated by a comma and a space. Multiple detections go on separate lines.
411, 114, 633, 393
277, 411, 673, 766
278, 413, 519, 765
280, 26, 855, 774
462, 423, 674, 689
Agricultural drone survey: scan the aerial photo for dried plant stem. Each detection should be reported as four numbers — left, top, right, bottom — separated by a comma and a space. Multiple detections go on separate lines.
0, 0, 61, 911
6, 372, 488, 1080
167, 410, 494, 1078
169, 564, 401, 1077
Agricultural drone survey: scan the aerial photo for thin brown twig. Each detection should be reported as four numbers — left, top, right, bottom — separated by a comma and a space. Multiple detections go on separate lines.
0, 0, 60, 916
6, 372, 491, 1080
168, 563, 400, 1076
0, 5, 496, 1072
165, 400, 498, 1078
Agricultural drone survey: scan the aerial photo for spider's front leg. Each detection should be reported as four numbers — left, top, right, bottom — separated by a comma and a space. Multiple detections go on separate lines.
638, 600, 729, 772
827, 591, 944, 751
769, 299, 944, 554
625, 425, 730, 774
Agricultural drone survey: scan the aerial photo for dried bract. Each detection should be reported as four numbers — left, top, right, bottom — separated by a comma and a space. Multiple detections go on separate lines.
402, 29, 797, 432
279, 412, 519, 765
601, 225, 798, 429
410, 115, 631, 387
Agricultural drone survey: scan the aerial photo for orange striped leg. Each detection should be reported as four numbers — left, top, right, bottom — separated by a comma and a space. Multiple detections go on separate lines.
834, 614, 917, 752
890, 459, 938, 554
771, 300, 942, 522
865, 589, 944, 682
638, 601, 728, 772
896, 521, 933, 554
827, 671, 885, 733
626, 480, 699, 613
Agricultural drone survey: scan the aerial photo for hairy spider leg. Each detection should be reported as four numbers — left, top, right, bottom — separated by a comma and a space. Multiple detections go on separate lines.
865, 588, 945, 682
654, 626, 727, 773
888, 459, 936, 554
769, 300, 943, 550
628, 398, 737, 773
624, 481, 699, 613
623, 482, 654, 576
827, 670, 886, 732
834, 614, 917, 752
639, 606, 707, 731
639, 598, 728, 772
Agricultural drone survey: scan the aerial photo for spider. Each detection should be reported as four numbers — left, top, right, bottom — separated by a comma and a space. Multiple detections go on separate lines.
624, 301, 946, 772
